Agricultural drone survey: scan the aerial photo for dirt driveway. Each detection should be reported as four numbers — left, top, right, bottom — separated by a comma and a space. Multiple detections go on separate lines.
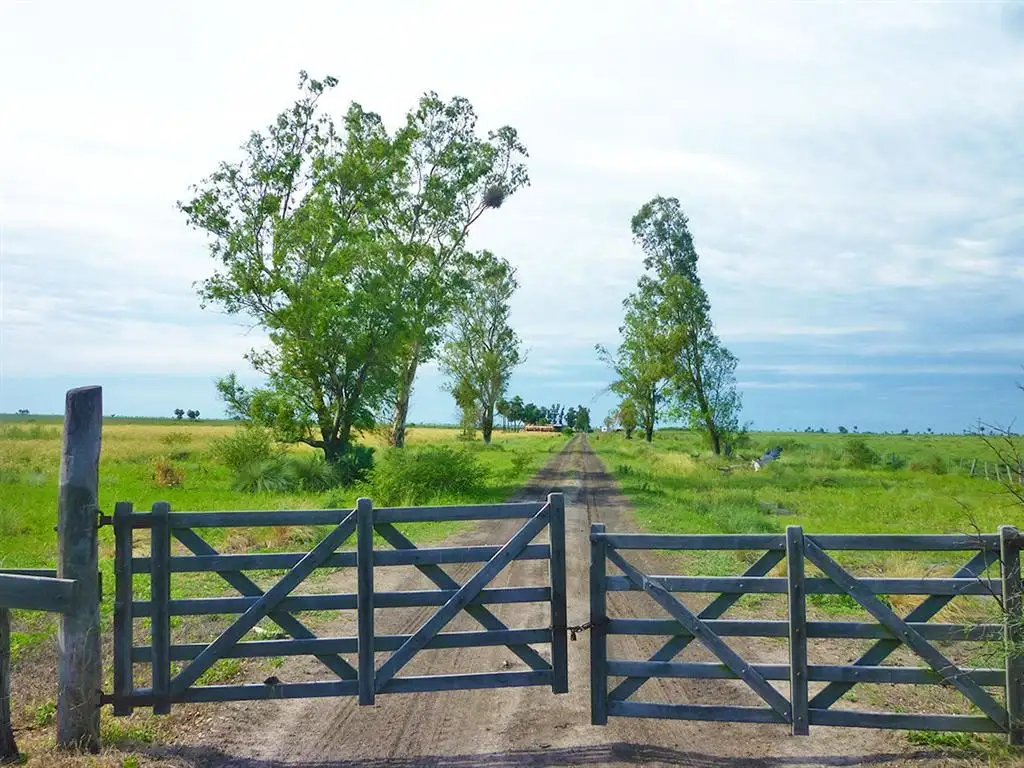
155, 437, 977, 767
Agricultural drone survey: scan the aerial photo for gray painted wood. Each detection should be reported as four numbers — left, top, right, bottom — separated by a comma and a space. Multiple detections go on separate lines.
809, 709, 1005, 733
605, 661, 1005, 686
169, 512, 358, 695
374, 507, 550, 688
0, 608, 17, 763
374, 524, 550, 672
590, 522, 607, 725
171, 528, 356, 680
0, 569, 57, 578
0, 573, 77, 613
151, 502, 542, 529
356, 498, 374, 705
112, 501, 134, 716
787, 526, 809, 735
606, 617, 1001, 641
150, 501, 172, 715
609, 700, 786, 724
136, 543, 550, 572
1001, 525, 1023, 745
104, 669, 552, 707
803, 538, 1008, 731
810, 548, 999, 709
134, 629, 552, 662
604, 574, 1000, 595
596, 532, 1000, 552
56, 385, 103, 752
643, 578, 792, 722
548, 493, 568, 694
133, 586, 551, 616
608, 550, 784, 703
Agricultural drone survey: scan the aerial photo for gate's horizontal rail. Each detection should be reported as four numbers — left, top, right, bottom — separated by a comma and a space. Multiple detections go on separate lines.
0, 569, 57, 578
132, 628, 553, 662
104, 670, 552, 706
116, 502, 546, 529
595, 533, 1001, 551
133, 543, 550, 573
606, 702, 1005, 733
606, 660, 1006, 686
132, 586, 551, 617
606, 618, 1003, 641
0, 572, 77, 613
606, 575, 1001, 595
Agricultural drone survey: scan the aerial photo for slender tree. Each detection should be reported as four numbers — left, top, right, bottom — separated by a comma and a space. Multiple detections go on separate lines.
629, 196, 741, 454
381, 95, 529, 448
439, 252, 523, 443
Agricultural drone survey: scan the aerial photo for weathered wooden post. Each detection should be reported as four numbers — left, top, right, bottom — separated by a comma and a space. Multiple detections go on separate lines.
56, 386, 102, 752
1001, 525, 1023, 746
1, 607, 18, 762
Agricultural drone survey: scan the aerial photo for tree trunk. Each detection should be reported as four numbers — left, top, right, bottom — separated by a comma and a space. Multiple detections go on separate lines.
708, 425, 721, 455
645, 422, 654, 442
389, 354, 420, 449
481, 406, 494, 444
1, 609, 18, 764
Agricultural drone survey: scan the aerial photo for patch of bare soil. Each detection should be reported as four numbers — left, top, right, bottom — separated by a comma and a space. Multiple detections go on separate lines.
140, 437, 995, 768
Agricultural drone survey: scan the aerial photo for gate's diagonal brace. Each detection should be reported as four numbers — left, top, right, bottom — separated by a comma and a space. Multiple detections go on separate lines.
803, 540, 1008, 730
172, 529, 357, 681
810, 548, 997, 710
170, 512, 358, 695
374, 523, 550, 672
374, 507, 551, 690
642, 577, 793, 722
607, 548, 784, 702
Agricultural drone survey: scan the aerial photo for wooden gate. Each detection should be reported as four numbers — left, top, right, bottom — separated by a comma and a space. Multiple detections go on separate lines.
104, 494, 567, 713
589, 523, 1022, 743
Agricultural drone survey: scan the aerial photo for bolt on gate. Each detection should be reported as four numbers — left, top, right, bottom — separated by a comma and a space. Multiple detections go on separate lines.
105, 494, 567, 713
589, 523, 1023, 744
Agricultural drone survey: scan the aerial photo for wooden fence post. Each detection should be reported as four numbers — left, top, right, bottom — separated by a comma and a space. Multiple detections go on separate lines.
112, 502, 134, 716
1001, 525, 1023, 746
590, 522, 607, 725
1, 608, 18, 763
56, 386, 102, 752
356, 498, 375, 706
548, 493, 568, 694
150, 502, 171, 715
786, 526, 809, 735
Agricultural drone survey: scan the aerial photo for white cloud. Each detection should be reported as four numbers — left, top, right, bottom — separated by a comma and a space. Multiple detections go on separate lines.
1, 0, 1022, 423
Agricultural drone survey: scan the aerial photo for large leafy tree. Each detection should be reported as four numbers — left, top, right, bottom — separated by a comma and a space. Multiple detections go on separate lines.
439, 252, 523, 444
377, 94, 530, 448
630, 196, 741, 454
180, 73, 409, 472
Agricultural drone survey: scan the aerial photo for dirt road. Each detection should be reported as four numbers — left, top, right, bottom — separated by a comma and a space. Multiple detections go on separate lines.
158, 436, 964, 767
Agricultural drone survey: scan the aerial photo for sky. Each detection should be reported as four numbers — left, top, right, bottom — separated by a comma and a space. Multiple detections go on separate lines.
1, 1, 1023, 434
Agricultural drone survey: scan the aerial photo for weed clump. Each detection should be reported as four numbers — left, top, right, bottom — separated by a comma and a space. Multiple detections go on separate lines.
366, 445, 488, 505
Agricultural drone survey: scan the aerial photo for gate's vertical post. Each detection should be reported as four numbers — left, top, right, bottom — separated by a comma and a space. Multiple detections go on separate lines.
1, 607, 18, 762
590, 522, 608, 725
786, 526, 809, 735
56, 385, 102, 752
150, 502, 171, 715
112, 502, 135, 716
1000, 525, 1022, 745
548, 493, 568, 694
357, 498, 375, 705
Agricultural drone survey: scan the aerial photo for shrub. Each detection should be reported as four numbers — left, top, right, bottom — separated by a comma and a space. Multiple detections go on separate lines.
883, 452, 907, 470
152, 457, 185, 488
844, 438, 879, 469
231, 455, 295, 493
368, 445, 489, 505
509, 450, 533, 477
211, 425, 279, 472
